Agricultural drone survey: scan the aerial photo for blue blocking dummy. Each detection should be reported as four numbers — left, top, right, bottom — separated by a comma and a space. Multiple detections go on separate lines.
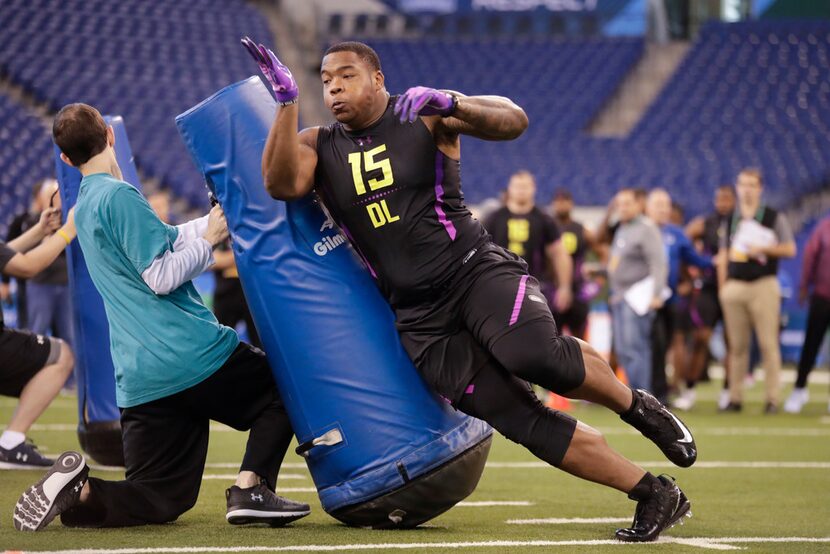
176, 77, 492, 528
54, 116, 142, 467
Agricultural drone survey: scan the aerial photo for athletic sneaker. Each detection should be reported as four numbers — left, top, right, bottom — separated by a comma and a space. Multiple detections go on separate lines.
615, 475, 691, 542
226, 479, 310, 526
717, 389, 730, 411
13, 451, 89, 531
783, 388, 809, 414
719, 401, 742, 413
672, 389, 696, 412
0, 440, 54, 469
621, 389, 697, 468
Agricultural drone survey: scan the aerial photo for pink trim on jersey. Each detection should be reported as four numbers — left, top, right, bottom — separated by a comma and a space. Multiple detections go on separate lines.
339, 223, 377, 278
509, 275, 529, 326
434, 152, 457, 241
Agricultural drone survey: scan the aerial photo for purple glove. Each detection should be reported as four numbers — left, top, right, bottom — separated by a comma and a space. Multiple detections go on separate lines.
241, 36, 298, 105
394, 86, 456, 124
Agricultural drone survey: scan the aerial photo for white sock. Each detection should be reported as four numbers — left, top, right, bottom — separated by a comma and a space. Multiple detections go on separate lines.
0, 430, 26, 450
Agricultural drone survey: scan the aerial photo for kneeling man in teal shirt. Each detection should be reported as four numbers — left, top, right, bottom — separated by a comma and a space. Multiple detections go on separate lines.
14, 103, 309, 532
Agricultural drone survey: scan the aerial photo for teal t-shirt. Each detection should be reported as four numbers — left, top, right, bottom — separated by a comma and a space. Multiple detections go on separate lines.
74, 173, 239, 408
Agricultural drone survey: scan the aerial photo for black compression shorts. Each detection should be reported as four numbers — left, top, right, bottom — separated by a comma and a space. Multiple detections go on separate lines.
690, 288, 722, 329
0, 327, 60, 397
395, 242, 586, 403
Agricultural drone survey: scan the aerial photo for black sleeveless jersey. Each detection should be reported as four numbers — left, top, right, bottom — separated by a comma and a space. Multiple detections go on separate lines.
314, 97, 488, 307
701, 212, 728, 289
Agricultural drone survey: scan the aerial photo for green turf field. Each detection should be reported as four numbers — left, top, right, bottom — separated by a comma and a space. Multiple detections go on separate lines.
2, 372, 829, 553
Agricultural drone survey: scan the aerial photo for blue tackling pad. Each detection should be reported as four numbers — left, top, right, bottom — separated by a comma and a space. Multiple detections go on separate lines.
54, 115, 142, 467
176, 77, 492, 526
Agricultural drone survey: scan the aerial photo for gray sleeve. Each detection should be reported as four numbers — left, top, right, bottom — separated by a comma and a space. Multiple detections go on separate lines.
642, 223, 668, 293
774, 213, 794, 244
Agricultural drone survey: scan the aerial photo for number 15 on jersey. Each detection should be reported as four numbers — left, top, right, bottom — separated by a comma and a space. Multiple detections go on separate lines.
348, 144, 400, 229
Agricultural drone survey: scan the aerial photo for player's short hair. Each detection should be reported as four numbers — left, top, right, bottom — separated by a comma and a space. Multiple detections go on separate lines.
648, 187, 670, 201
324, 41, 382, 72
31, 179, 45, 199
553, 188, 572, 201
53, 103, 108, 167
716, 184, 736, 195
509, 169, 536, 184
738, 168, 763, 186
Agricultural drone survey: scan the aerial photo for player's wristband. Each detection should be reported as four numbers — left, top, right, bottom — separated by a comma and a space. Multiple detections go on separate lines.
279, 98, 298, 107
57, 229, 72, 245
446, 93, 459, 117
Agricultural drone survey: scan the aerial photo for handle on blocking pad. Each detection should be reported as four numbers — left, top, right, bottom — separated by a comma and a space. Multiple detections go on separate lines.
295, 428, 344, 458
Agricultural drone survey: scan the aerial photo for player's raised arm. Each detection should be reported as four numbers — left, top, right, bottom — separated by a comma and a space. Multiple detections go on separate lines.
394, 87, 528, 141
242, 38, 318, 201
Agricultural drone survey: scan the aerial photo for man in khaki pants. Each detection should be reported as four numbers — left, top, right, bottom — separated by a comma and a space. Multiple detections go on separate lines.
718, 169, 796, 413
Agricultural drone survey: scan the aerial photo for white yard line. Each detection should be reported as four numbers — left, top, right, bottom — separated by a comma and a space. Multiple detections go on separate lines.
80, 459, 830, 476
203, 462, 306, 469
456, 501, 534, 507
507, 517, 629, 525
201, 473, 306, 480
595, 427, 830, 437
485, 461, 830, 469
17, 537, 830, 553
31, 423, 830, 436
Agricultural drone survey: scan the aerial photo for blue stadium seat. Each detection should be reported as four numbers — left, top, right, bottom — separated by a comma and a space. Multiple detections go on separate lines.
0, 0, 273, 215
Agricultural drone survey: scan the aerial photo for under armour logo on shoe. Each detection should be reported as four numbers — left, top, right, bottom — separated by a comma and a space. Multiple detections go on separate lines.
73, 480, 85, 493
16, 452, 28, 462
251, 493, 264, 502
37, 335, 45, 345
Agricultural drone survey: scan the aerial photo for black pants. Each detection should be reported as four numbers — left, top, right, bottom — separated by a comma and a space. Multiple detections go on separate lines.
457, 358, 578, 468
796, 294, 830, 389
398, 244, 584, 467
60, 343, 293, 528
214, 283, 261, 350
650, 305, 673, 403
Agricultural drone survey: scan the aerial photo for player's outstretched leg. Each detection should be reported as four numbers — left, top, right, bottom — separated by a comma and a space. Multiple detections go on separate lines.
617, 387, 697, 468
559, 338, 696, 468
456, 364, 691, 542
561, 425, 692, 542
14, 451, 89, 531
491, 322, 697, 468
614, 474, 691, 542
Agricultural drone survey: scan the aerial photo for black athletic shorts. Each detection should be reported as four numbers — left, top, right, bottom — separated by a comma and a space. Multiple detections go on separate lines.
395, 242, 584, 404
690, 287, 722, 329
672, 294, 693, 334
0, 327, 61, 397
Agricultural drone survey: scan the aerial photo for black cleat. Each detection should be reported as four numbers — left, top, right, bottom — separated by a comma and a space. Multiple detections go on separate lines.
226, 480, 310, 527
615, 475, 691, 542
621, 389, 697, 468
13, 451, 89, 531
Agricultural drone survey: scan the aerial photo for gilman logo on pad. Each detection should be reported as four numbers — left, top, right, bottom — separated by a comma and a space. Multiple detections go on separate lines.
315, 213, 346, 256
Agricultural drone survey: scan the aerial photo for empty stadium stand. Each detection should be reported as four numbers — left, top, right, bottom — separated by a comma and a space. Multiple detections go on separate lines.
0, 94, 53, 237
0, 0, 272, 212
